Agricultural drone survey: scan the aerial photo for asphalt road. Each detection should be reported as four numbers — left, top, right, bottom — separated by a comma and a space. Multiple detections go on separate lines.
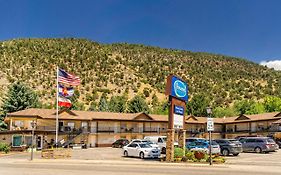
0, 159, 280, 175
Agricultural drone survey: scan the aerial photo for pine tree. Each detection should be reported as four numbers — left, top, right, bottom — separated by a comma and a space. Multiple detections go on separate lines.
98, 93, 109, 112
127, 95, 149, 113
109, 96, 127, 113
1, 82, 39, 114
0, 82, 39, 130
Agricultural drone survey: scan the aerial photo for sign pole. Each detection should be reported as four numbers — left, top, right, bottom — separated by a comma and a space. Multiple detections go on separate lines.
206, 107, 213, 166
209, 130, 212, 165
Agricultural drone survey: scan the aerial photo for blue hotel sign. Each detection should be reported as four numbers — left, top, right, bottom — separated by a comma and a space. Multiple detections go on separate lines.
174, 105, 184, 115
170, 76, 188, 102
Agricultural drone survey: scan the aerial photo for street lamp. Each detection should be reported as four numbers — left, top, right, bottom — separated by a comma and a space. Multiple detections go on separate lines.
30, 120, 37, 161
206, 107, 212, 165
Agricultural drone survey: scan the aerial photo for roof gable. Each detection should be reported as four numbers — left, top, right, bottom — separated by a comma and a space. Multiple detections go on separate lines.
186, 115, 198, 121
273, 112, 281, 118
132, 113, 154, 121
235, 114, 250, 121
54, 109, 78, 116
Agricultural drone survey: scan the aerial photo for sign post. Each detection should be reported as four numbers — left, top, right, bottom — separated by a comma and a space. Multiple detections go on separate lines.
206, 108, 213, 165
165, 75, 188, 162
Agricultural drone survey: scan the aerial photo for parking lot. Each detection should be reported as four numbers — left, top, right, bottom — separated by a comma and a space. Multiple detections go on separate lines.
226, 150, 281, 166
1, 147, 281, 166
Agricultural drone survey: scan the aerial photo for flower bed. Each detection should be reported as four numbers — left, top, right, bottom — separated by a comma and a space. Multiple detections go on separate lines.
172, 148, 225, 164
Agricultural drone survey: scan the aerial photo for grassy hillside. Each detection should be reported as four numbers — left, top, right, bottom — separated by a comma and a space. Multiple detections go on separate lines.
0, 38, 280, 111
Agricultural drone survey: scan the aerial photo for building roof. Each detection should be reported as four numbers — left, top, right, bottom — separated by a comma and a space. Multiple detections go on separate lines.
6, 108, 281, 124
6, 108, 164, 122
222, 112, 281, 124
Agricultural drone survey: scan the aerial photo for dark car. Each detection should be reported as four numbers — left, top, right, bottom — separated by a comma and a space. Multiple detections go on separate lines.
239, 137, 279, 153
112, 139, 129, 148
214, 139, 243, 156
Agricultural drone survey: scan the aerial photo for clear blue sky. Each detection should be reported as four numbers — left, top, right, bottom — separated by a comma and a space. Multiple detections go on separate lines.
1, 0, 281, 63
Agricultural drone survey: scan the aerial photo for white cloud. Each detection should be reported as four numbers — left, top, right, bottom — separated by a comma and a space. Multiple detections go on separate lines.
260, 60, 281, 71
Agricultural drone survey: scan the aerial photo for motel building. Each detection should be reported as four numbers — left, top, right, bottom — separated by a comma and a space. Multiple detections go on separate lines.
0, 108, 281, 150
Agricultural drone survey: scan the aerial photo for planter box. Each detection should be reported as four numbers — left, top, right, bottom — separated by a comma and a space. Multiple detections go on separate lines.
41, 149, 72, 159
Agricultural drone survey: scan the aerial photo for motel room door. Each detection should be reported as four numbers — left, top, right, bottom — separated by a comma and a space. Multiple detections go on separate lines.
37, 135, 43, 150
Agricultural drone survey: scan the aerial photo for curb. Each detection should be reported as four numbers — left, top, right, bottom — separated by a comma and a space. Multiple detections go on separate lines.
5, 158, 228, 168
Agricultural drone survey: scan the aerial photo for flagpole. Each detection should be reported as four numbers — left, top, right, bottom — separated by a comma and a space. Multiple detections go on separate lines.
55, 66, 59, 147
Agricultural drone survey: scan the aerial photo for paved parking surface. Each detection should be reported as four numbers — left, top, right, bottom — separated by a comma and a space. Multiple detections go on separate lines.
226, 149, 281, 166
1, 147, 281, 166
1, 148, 281, 175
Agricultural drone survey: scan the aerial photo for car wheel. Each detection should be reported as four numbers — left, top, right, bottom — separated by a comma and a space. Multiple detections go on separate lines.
233, 153, 239, 156
124, 151, 128, 157
161, 147, 166, 154
140, 152, 145, 159
222, 149, 229, 156
254, 147, 262, 153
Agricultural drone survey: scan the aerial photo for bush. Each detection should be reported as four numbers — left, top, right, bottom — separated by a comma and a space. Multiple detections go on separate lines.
185, 150, 195, 160
0, 143, 10, 154
174, 147, 184, 158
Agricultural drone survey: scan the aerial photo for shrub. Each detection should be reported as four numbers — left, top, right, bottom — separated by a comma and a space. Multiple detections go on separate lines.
181, 156, 188, 162
174, 147, 184, 158
0, 143, 10, 154
185, 150, 195, 160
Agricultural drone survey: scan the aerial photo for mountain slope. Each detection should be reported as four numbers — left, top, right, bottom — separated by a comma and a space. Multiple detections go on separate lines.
0, 38, 280, 109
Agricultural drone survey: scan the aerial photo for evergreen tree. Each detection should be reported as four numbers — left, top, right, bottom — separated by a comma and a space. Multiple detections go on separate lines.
127, 95, 149, 113
0, 82, 39, 130
186, 93, 211, 117
1, 82, 39, 114
98, 93, 109, 112
109, 96, 127, 113
88, 101, 98, 111
151, 93, 159, 107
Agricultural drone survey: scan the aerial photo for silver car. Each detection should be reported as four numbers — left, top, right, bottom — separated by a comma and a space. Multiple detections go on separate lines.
239, 137, 279, 153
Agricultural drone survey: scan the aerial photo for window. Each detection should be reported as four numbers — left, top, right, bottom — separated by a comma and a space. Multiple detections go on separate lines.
14, 121, 24, 127
25, 136, 32, 146
255, 139, 264, 143
12, 135, 23, 147
246, 139, 256, 143
68, 122, 75, 129
81, 122, 88, 128
128, 143, 137, 148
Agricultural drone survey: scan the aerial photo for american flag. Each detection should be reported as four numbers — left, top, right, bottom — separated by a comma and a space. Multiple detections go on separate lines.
58, 68, 81, 86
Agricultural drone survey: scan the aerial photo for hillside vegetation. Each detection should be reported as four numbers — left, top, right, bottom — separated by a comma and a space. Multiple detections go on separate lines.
0, 38, 280, 116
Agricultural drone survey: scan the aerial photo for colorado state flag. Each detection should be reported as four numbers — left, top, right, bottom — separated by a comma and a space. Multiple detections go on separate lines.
59, 84, 74, 97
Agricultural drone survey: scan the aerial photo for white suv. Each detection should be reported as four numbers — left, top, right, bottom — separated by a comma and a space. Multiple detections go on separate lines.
144, 136, 178, 154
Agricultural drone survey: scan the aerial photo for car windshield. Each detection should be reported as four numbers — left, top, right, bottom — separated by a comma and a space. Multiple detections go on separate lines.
211, 141, 218, 145
139, 144, 152, 148
229, 139, 240, 144
198, 139, 206, 142
267, 138, 275, 143
143, 140, 153, 144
